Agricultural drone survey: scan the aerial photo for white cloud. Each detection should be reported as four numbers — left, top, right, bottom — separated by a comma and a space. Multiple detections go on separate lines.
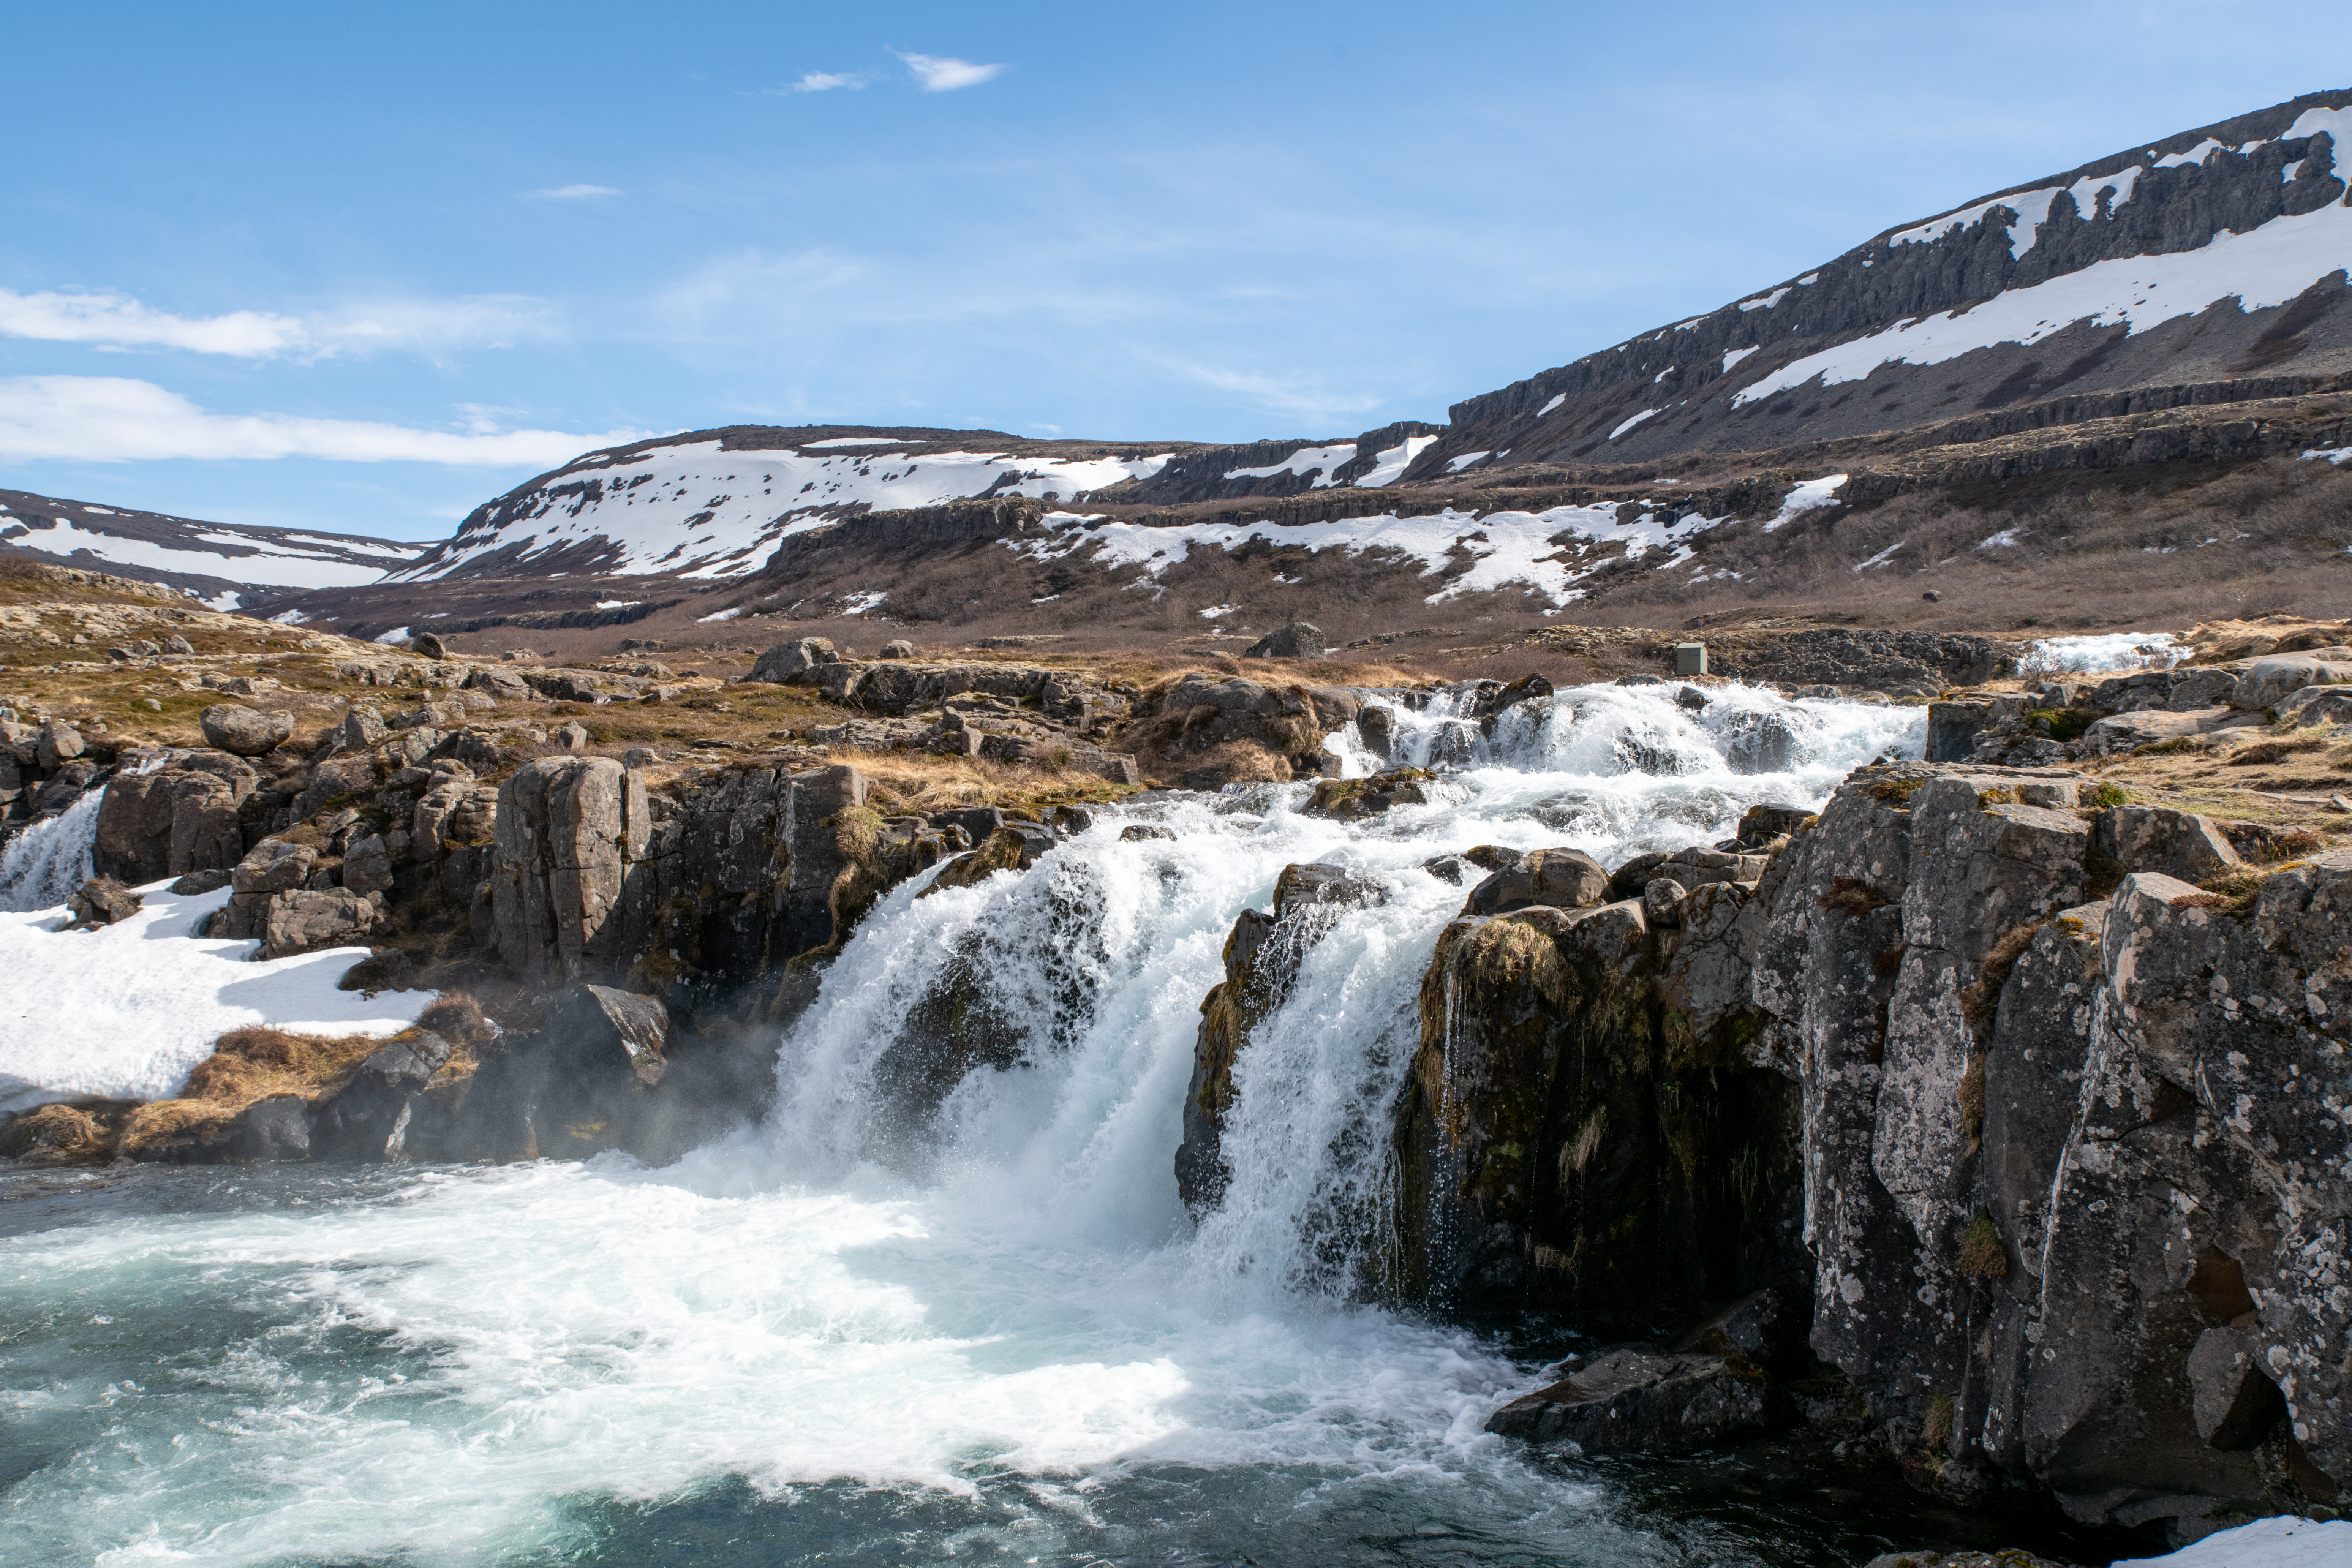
0, 287, 557, 360
784, 71, 867, 92
1174, 362, 1383, 425
529, 184, 621, 199
898, 52, 1005, 92
0, 376, 647, 466
0, 289, 305, 356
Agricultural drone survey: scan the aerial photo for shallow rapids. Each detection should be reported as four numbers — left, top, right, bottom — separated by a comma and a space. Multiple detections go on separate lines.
4, 683, 1932, 1567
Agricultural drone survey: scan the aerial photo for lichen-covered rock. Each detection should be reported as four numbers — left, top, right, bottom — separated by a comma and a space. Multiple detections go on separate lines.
1244, 621, 1326, 659
1463, 847, 1611, 915
749, 637, 838, 682
488, 756, 652, 982
1303, 766, 1429, 819
2090, 803, 2243, 884
1116, 672, 1362, 788
199, 703, 291, 757
1389, 894, 1803, 1326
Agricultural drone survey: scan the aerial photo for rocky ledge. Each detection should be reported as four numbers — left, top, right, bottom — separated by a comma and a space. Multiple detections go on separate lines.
1187, 768, 2349, 1546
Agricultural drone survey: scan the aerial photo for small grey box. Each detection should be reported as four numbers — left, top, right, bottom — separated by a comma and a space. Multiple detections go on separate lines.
1672, 643, 1707, 677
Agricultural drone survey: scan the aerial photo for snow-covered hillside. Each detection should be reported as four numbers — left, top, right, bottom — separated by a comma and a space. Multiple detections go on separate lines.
0, 487, 428, 610
389, 430, 1179, 582
1434, 89, 2352, 474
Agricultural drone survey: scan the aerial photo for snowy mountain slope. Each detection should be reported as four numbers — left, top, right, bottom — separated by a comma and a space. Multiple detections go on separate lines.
0, 487, 428, 610
387, 426, 1191, 583
1417, 89, 2352, 475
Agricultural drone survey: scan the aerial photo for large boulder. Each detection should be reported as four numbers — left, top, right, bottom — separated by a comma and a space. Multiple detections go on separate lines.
1114, 672, 1361, 788
488, 756, 652, 982
2090, 804, 2241, 884
200, 703, 292, 757
65, 877, 143, 929
94, 763, 248, 883
35, 719, 84, 770
749, 637, 839, 683
1243, 621, 1326, 659
2231, 656, 2352, 711
256, 888, 386, 959
404, 986, 674, 1162
1484, 1347, 1769, 1453
310, 1032, 451, 1159
1462, 847, 1611, 914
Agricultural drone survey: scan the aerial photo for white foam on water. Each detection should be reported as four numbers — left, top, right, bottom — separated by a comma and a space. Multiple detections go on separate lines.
0, 682, 1925, 1566
2017, 631, 2186, 674
0, 786, 104, 914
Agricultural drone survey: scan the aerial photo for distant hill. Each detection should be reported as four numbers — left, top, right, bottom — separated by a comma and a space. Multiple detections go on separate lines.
0, 488, 428, 611
68, 89, 2352, 645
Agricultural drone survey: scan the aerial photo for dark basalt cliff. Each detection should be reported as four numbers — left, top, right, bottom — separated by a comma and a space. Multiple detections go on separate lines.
1186, 764, 2352, 1544
1424, 90, 2352, 476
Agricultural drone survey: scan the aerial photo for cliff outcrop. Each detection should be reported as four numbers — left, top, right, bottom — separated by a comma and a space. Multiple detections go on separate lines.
1376, 765, 2343, 1540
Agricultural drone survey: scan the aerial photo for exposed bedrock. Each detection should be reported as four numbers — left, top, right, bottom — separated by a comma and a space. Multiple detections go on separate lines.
1178, 764, 2350, 1536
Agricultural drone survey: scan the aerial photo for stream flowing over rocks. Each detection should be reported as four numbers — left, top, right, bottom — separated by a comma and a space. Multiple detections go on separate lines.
4, 673, 2346, 1566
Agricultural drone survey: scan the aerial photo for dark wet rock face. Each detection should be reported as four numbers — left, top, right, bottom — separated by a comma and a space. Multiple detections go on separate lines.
1176, 862, 1389, 1215
1394, 762, 2350, 1541
1485, 1347, 1770, 1454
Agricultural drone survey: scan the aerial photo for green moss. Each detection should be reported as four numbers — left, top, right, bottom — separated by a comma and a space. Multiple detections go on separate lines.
1957, 1212, 2007, 1278
1922, 1391, 1956, 1451
2026, 707, 2090, 742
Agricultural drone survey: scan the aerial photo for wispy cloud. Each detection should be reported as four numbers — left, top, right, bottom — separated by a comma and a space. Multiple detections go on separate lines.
529, 183, 620, 199
1172, 363, 1384, 426
897, 52, 1005, 92
0, 287, 557, 360
782, 71, 868, 93
0, 376, 645, 465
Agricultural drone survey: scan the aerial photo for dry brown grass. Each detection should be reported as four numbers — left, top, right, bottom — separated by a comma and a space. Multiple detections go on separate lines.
0, 1102, 119, 1162
831, 749, 1141, 812
180, 1026, 389, 1105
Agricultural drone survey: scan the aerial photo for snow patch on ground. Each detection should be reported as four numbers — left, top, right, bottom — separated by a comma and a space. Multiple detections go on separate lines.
1762, 474, 1847, 532
1722, 346, 1759, 372
1352, 435, 1440, 487
0, 514, 428, 589
0, 878, 436, 1114
373, 625, 412, 645
1535, 393, 1565, 417
1609, 410, 1661, 440
1738, 195, 2352, 407
697, 606, 744, 622
1224, 443, 1356, 486
1444, 450, 1491, 473
393, 441, 1173, 583
2304, 446, 2352, 465
2119, 1516, 2352, 1568
1015, 498, 1735, 608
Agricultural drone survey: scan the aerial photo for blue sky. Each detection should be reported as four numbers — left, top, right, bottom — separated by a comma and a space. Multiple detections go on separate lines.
0, 0, 2332, 541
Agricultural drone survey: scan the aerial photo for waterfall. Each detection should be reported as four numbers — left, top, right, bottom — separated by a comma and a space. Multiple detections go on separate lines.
0, 682, 1928, 1568
0, 786, 106, 913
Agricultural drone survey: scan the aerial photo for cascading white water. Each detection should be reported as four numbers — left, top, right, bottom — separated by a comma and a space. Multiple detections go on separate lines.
0, 786, 105, 913
0, 683, 1924, 1568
